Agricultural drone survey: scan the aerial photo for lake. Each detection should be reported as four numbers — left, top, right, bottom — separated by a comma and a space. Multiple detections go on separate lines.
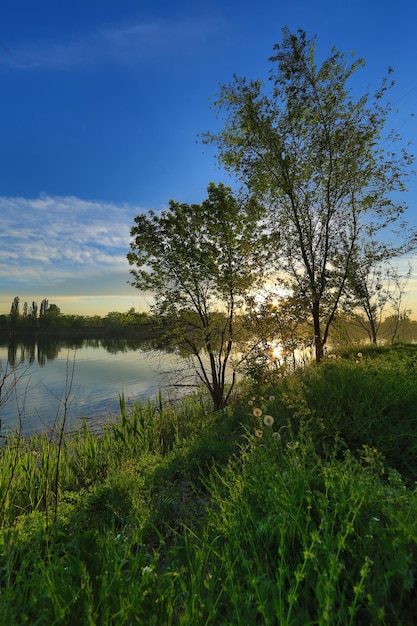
0, 337, 198, 436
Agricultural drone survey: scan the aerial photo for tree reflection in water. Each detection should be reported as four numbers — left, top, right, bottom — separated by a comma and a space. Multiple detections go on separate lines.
4, 336, 163, 368
0, 337, 192, 436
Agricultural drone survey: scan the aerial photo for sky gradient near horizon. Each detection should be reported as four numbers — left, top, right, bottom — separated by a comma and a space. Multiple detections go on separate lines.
1, 0, 417, 317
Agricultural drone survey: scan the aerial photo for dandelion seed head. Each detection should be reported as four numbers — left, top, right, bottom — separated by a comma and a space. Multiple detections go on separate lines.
272, 431, 281, 441
263, 415, 274, 426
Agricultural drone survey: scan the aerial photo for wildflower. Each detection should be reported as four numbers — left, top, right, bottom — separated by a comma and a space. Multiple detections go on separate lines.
253, 407, 262, 417
263, 415, 274, 426
141, 566, 154, 576
248, 399, 253, 406
269, 395, 275, 401
255, 429, 263, 438
357, 352, 363, 358
272, 431, 281, 441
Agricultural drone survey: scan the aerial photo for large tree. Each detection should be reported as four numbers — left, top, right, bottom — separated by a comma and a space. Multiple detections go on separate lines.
127, 182, 266, 409
203, 28, 414, 361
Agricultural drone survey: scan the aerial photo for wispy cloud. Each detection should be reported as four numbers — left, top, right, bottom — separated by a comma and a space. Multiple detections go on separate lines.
0, 15, 225, 70
0, 194, 142, 293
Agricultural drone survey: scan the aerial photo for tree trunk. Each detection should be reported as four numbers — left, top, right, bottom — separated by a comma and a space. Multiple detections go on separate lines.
367, 312, 378, 344
312, 299, 324, 363
211, 380, 225, 411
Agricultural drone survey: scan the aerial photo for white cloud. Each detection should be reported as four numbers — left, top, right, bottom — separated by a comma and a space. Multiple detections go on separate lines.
0, 15, 225, 70
0, 194, 143, 293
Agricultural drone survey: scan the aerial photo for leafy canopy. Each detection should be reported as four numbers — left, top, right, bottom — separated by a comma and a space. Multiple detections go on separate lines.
128, 182, 267, 409
203, 28, 414, 360
128, 182, 266, 317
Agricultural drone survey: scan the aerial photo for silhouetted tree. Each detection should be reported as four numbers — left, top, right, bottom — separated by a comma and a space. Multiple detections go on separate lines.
10, 297, 20, 327
128, 183, 267, 409
204, 28, 414, 361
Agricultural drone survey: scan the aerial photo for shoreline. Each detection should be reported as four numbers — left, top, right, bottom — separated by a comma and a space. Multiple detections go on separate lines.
0, 321, 165, 342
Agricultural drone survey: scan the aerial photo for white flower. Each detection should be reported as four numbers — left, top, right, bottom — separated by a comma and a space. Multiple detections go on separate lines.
141, 566, 154, 576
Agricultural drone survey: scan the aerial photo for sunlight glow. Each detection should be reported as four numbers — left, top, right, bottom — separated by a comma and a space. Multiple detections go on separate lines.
272, 345, 282, 359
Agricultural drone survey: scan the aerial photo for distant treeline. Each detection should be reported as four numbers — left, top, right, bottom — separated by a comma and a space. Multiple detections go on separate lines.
2, 296, 417, 348
0, 297, 159, 340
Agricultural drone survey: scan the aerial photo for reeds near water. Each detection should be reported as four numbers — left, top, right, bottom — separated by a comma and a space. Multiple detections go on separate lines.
0, 344, 416, 624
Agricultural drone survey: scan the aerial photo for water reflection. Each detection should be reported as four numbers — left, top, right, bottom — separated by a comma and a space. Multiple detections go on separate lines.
5, 336, 161, 368
0, 337, 186, 436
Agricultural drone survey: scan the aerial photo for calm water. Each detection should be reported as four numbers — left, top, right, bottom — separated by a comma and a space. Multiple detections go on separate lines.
0, 338, 196, 436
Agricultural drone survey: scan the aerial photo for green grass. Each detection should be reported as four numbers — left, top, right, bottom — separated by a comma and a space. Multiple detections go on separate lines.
0, 344, 417, 624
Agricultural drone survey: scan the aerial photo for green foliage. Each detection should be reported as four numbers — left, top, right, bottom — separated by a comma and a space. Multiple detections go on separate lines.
128, 182, 265, 310
204, 28, 414, 362
128, 182, 267, 409
0, 346, 417, 623
272, 344, 417, 481
103, 308, 151, 327
196, 439, 417, 624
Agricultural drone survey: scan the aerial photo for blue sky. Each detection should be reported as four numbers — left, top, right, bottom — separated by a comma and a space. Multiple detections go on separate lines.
0, 0, 416, 316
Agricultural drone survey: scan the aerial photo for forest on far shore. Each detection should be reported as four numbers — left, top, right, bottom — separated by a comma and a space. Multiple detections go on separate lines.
0, 297, 156, 340
2, 295, 417, 347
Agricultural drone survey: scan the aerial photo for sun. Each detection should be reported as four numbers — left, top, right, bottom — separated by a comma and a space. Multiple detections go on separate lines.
272, 345, 282, 359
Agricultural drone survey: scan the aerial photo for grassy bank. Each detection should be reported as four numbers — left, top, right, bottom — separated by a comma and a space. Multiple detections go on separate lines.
0, 345, 417, 624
